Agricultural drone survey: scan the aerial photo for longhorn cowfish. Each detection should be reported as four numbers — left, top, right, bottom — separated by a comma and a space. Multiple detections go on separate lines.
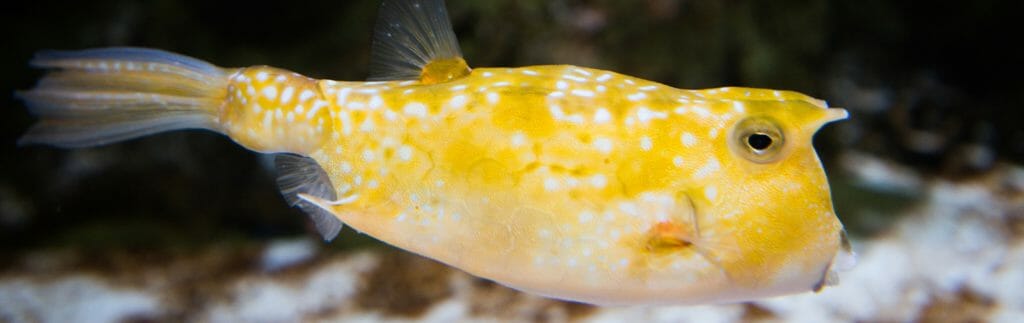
19, 0, 855, 305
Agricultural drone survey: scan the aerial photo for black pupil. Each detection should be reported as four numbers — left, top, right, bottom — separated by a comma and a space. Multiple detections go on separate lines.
747, 133, 773, 150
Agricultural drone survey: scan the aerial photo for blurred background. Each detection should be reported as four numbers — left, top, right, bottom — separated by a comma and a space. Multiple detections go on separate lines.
1, 0, 1022, 322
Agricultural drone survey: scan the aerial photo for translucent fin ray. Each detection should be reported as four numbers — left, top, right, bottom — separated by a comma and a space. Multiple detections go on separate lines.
368, 0, 464, 81
31, 47, 222, 83
21, 112, 217, 148
275, 154, 344, 241
18, 47, 228, 148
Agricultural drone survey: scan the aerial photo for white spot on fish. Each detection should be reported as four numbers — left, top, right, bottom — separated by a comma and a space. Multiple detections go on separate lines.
732, 101, 746, 113
564, 177, 580, 188
511, 133, 526, 147
340, 162, 353, 173
596, 74, 613, 82
705, 185, 718, 200
571, 89, 595, 97
447, 94, 468, 109
590, 174, 607, 189
362, 149, 375, 162
594, 108, 612, 123
681, 132, 697, 147
640, 137, 653, 151
572, 68, 592, 76
639, 85, 658, 91
262, 86, 277, 100
636, 106, 668, 123
449, 84, 467, 91
538, 229, 552, 239
694, 157, 721, 179
486, 92, 500, 104
262, 111, 273, 129
627, 92, 647, 101
544, 178, 560, 191
335, 88, 351, 106
482, 71, 494, 77
286, 111, 295, 122
299, 89, 315, 102
522, 69, 539, 76
252, 103, 262, 114
594, 138, 613, 154
307, 101, 327, 119
280, 86, 294, 104
368, 96, 384, 109
549, 105, 565, 119
256, 71, 268, 81
398, 145, 413, 161
691, 107, 711, 118
566, 114, 585, 124
578, 211, 594, 224
673, 156, 684, 167
556, 81, 569, 90
338, 112, 352, 135
359, 117, 374, 132
563, 74, 587, 82
403, 102, 428, 117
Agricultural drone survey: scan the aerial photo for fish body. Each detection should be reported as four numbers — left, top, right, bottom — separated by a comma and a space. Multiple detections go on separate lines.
19, 0, 853, 305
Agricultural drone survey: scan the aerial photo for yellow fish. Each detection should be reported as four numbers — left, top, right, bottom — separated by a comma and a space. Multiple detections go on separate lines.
19, 0, 854, 305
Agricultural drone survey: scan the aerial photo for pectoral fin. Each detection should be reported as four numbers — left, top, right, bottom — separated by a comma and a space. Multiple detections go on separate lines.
275, 154, 344, 241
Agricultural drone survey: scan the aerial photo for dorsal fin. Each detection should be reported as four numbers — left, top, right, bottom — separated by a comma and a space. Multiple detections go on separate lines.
368, 0, 471, 83
275, 154, 344, 241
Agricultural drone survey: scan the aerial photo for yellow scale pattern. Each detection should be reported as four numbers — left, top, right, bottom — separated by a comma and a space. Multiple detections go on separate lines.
222, 63, 847, 304
222, 66, 333, 154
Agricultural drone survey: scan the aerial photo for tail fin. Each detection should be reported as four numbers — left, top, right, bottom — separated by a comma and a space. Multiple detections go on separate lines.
18, 47, 229, 148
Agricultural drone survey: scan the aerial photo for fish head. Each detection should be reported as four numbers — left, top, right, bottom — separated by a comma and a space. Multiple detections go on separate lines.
700, 89, 850, 297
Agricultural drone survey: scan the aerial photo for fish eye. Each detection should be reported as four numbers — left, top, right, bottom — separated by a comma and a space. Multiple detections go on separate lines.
731, 117, 785, 163
747, 133, 773, 151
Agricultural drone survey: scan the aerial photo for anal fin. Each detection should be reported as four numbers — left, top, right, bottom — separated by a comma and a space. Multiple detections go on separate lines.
275, 154, 344, 241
